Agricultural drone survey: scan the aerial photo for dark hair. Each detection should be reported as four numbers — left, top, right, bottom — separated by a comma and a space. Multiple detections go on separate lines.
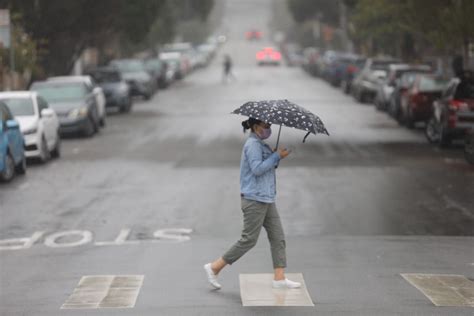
242, 117, 262, 133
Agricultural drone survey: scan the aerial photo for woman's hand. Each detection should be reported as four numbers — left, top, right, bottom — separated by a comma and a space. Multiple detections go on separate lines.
277, 148, 291, 159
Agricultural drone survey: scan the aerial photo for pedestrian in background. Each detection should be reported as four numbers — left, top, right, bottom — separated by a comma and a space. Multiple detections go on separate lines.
222, 54, 236, 83
204, 117, 301, 290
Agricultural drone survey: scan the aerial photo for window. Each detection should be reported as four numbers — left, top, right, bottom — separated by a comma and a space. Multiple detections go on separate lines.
37, 96, 49, 114
0, 103, 14, 122
2, 98, 35, 116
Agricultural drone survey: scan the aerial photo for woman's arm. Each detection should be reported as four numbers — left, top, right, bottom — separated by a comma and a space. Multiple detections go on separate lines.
244, 141, 280, 176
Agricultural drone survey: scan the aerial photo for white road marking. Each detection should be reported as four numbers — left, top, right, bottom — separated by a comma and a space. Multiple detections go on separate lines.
95, 229, 140, 246
44, 230, 93, 248
240, 273, 314, 307
401, 273, 474, 307
0, 227, 193, 251
61, 275, 144, 309
153, 228, 193, 242
0, 231, 45, 251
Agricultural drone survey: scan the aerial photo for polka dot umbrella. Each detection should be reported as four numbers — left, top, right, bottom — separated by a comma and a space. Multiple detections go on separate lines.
232, 99, 329, 147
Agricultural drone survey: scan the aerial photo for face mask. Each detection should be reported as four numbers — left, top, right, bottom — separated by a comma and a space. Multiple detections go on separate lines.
257, 127, 272, 140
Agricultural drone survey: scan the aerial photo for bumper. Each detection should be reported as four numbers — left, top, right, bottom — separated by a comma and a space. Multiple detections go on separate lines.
105, 95, 129, 108
58, 117, 90, 134
127, 82, 152, 97
23, 133, 41, 158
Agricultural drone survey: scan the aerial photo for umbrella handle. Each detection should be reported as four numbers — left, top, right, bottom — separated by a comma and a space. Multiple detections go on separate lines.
275, 124, 282, 149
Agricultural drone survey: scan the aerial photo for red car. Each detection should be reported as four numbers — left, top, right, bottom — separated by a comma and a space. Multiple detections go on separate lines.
425, 72, 474, 146
256, 47, 281, 66
246, 30, 262, 40
400, 74, 448, 127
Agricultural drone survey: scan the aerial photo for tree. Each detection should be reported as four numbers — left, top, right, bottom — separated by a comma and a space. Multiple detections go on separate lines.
0, 0, 166, 75
287, 0, 339, 26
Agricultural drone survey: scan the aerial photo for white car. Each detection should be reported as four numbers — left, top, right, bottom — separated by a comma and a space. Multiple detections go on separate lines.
48, 76, 106, 127
0, 91, 61, 162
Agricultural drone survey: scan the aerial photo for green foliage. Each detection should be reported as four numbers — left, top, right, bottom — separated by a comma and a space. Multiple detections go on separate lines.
287, 0, 339, 26
0, 0, 215, 75
351, 0, 474, 59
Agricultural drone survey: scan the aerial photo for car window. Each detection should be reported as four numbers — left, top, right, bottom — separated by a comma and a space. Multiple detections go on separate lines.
418, 77, 448, 92
37, 96, 49, 112
32, 83, 88, 102
1, 98, 35, 116
454, 81, 474, 99
0, 102, 14, 121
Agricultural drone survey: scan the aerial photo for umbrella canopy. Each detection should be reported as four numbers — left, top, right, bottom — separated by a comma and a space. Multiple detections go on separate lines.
232, 99, 329, 145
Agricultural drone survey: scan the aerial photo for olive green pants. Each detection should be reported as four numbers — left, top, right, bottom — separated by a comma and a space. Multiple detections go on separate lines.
222, 198, 287, 268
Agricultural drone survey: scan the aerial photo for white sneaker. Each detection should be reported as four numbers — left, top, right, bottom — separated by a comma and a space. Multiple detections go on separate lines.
204, 263, 221, 289
272, 278, 301, 289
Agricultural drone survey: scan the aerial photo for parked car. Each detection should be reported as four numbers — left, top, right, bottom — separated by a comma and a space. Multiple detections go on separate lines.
87, 67, 132, 113
30, 80, 101, 137
340, 56, 366, 94
388, 71, 426, 119
161, 43, 192, 74
0, 91, 60, 162
425, 72, 474, 146
319, 50, 344, 82
159, 52, 187, 80
302, 47, 321, 76
144, 58, 173, 89
47, 76, 106, 127
376, 64, 432, 114
256, 47, 282, 66
399, 74, 448, 128
351, 57, 400, 103
0, 101, 26, 182
325, 53, 363, 87
110, 59, 156, 99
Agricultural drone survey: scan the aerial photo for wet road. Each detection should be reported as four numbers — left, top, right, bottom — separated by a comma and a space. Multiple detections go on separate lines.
1, 0, 473, 315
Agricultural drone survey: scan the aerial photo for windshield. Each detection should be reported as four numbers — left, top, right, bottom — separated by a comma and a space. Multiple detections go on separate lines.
145, 60, 162, 70
1, 98, 35, 116
455, 81, 474, 99
419, 77, 447, 92
112, 60, 145, 73
32, 83, 87, 102
92, 71, 121, 83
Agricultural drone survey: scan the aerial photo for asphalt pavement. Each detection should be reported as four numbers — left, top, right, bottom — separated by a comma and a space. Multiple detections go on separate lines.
1, 0, 473, 315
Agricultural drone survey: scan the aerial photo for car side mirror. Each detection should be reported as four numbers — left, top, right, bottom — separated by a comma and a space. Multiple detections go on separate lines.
41, 108, 55, 118
6, 120, 20, 130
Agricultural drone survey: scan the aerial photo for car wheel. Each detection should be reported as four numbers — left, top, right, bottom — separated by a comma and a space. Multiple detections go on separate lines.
83, 117, 95, 137
0, 152, 15, 182
405, 108, 415, 129
120, 97, 132, 113
438, 125, 452, 147
39, 136, 51, 163
425, 116, 440, 144
464, 133, 474, 165
51, 132, 61, 158
15, 154, 27, 175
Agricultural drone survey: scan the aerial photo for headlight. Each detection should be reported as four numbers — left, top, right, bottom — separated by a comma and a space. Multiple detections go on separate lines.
23, 127, 37, 135
68, 107, 88, 119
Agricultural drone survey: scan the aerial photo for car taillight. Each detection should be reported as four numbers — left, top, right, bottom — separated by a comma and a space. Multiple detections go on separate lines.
449, 99, 469, 111
347, 65, 358, 74
256, 52, 265, 60
272, 52, 281, 60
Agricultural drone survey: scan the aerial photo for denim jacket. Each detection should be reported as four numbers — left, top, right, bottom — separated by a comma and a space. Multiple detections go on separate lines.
240, 133, 281, 203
